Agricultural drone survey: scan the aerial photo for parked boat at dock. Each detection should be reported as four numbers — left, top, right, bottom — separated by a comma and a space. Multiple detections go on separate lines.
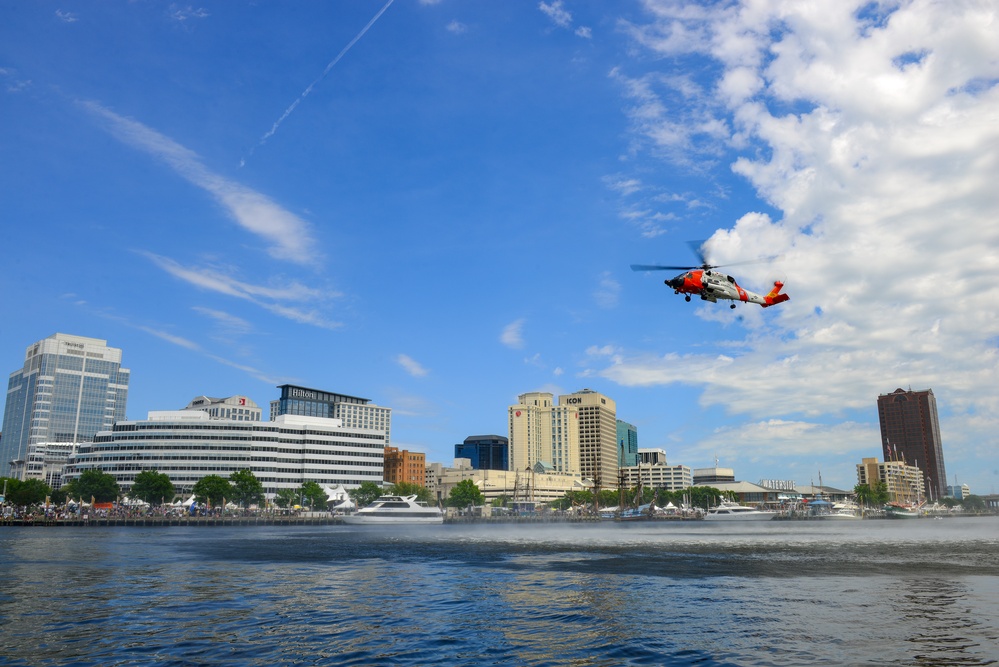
342, 495, 444, 525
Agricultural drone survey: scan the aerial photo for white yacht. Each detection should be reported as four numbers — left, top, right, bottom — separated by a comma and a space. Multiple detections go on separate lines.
703, 500, 776, 521
342, 495, 444, 525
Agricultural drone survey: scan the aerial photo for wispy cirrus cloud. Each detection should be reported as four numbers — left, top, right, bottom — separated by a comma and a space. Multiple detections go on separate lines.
80, 100, 320, 265
143, 252, 341, 330
397, 354, 429, 377
501, 318, 526, 349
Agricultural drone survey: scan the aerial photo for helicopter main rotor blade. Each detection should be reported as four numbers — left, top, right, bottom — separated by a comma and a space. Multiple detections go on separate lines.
630, 264, 695, 272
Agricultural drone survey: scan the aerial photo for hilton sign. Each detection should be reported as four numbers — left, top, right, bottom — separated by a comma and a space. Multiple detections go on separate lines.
289, 387, 318, 400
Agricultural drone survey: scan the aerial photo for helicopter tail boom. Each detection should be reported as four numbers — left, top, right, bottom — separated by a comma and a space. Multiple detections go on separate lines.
761, 281, 789, 308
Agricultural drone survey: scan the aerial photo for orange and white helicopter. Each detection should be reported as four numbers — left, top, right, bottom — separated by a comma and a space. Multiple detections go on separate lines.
631, 245, 789, 309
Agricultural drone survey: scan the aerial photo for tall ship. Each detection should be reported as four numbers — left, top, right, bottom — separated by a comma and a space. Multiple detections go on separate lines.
342, 495, 444, 525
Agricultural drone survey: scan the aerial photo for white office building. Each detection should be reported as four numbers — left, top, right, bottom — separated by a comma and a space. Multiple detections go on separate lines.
619, 448, 692, 491
65, 411, 385, 497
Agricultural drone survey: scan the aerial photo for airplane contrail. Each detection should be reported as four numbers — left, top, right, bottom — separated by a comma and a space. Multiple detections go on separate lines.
243, 0, 395, 165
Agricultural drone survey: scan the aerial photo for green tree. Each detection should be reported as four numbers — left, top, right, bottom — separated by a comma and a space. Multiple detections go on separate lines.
69, 469, 120, 503
961, 495, 986, 513
1, 477, 52, 506
389, 481, 434, 505
192, 475, 233, 507
491, 494, 511, 508
350, 481, 384, 508
131, 470, 175, 506
854, 481, 889, 507
274, 488, 300, 509
229, 469, 264, 508
447, 479, 484, 509
299, 481, 328, 509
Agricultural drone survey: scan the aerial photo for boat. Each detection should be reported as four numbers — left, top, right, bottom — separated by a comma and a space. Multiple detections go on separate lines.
703, 500, 776, 521
817, 507, 861, 520
341, 495, 444, 525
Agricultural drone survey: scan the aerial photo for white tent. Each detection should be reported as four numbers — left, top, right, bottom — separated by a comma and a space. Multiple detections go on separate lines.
323, 484, 356, 510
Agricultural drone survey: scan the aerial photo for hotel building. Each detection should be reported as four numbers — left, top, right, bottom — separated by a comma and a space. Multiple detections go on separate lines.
183, 394, 262, 421
271, 384, 391, 445
877, 387, 947, 499
857, 456, 925, 504
65, 410, 385, 497
1, 334, 130, 478
508, 392, 580, 476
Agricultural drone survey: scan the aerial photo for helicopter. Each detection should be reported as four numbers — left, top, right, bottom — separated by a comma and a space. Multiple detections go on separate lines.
631, 244, 789, 309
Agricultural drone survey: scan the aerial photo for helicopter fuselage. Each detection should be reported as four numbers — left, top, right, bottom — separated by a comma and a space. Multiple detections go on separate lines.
667, 269, 788, 308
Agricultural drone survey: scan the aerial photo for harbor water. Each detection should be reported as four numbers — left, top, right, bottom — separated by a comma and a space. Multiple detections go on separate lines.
1, 518, 997, 666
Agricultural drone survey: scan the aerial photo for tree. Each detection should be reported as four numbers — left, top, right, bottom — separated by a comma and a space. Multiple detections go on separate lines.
389, 481, 434, 505
299, 481, 328, 509
229, 469, 264, 508
962, 495, 986, 513
1, 477, 52, 506
274, 488, 299, 509
131, 470, 175, 506
447, 479, 484, 509
350, 481, 384, 509
192, 475, 233, 507
69, 469, 120, 503
854, 481, 889, 507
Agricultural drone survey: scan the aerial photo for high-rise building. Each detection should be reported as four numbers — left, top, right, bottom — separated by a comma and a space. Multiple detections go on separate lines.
455, 435, 509, 471
559, 389, 617, 489
383, 446, 426, 486
270, 384, 391, 444
1, 334, 130, 477
508, 392, 580, 475
877, 387, 947, 499
616, 420, 638, 468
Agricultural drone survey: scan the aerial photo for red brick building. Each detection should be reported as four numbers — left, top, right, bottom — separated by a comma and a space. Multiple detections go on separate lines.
383, 446, 426, 487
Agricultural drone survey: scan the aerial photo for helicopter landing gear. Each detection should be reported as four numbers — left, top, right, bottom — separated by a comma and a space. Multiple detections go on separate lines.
730, 303, 736, 309
685, 295, 691, 302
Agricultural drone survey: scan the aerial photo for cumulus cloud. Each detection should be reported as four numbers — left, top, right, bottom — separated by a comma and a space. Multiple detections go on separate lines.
446, 20, 467, 34
501, 318, 526, 349
80, 100, 320, 265
596, 0, 999, 471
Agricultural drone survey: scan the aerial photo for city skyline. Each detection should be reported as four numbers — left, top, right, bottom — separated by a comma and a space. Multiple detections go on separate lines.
2, 2, 997, 494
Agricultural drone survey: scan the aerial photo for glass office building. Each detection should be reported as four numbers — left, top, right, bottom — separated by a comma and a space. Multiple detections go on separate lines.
1, 334, 130, 477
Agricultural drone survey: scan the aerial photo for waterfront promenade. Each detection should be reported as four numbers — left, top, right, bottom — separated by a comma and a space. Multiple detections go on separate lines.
0, 513, 604, 528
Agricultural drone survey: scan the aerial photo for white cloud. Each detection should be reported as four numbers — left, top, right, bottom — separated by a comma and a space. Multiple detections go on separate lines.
501, 318, 526, 349
192, 306, 253, 336
539, 0, 591, 38
144, 252, 342, 330
446, 20, 467, 34
598, 0, 999, 476
81, 101, 320, 265
397, 353, 429, 377
55, 10, 78, 23
168, 6, 209, 22
594, 272, 621, 309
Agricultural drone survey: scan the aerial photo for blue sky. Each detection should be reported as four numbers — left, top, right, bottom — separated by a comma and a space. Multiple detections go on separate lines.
2, 1, 998, 494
